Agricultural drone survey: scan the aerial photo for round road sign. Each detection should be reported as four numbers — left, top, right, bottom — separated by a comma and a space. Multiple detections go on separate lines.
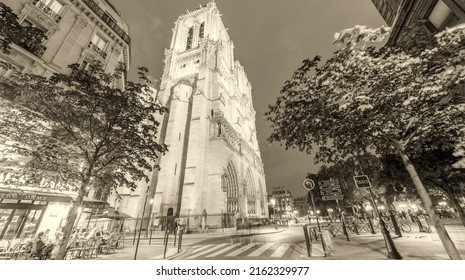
303, 179, 315, 191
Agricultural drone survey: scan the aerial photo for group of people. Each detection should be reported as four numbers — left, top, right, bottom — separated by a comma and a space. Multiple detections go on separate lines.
31, 229, 63, 260
28, 226, 121, 260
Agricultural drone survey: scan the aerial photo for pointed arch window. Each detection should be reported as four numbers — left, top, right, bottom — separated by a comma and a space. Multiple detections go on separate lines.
186, 27, 194, 50
245, 169, 256, 215
222, 162, 239, 213
199, 22, 205, 39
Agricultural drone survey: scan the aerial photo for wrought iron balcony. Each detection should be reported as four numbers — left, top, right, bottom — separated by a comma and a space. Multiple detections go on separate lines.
88, 42, 107, 59
115, 61, 126, 72
81, 0, 131, 45
15, 29, 47, 57
32, 0, 62, 23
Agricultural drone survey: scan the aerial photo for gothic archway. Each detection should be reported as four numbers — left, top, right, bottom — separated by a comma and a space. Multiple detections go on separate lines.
245, 169, 256, 215
258, 180, 265, 216
221, 161, 239, 213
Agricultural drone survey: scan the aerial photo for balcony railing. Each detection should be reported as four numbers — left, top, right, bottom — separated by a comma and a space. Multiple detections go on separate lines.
15, 28, 48, 57
115, 61, 126, 72
81, 0, 131, 45
88, 42, 107, 59
32, 0, 62, 23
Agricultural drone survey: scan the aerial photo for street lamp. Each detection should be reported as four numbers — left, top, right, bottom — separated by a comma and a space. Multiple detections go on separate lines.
270, 198, 277, 230
134, 186, 151, 260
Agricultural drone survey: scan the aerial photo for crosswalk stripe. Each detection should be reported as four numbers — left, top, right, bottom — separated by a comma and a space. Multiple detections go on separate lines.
248, 243, 274, 257
270, 244, 291, 258
187, 244, 230, 259
206, 244, 242, 257
225, 243, 256, 257
189, 244, 215, 254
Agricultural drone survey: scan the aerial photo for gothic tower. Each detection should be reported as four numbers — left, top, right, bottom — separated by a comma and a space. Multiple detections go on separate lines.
150, 1, 268, 229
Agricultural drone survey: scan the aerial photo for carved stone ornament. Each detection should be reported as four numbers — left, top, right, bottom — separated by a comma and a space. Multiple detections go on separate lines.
37, 14, 45, 23
112, 45, 122, 55
76, 13, 88, 28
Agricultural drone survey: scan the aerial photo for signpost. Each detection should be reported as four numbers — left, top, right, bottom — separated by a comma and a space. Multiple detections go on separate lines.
303, 179, 326, 256
318, 179, 349, 241
353, 175, 372, 189
303, 179, 321, 231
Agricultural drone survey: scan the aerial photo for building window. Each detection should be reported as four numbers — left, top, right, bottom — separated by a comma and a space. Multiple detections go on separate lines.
91, 34, 107, 51
186, 27, 194, 50
33, 0, 63, 23
80, 60, 95, 73
428, 0, 459, 30
88, 34, 108, 58
16, 19, 47, 57
199, 22, 205, 39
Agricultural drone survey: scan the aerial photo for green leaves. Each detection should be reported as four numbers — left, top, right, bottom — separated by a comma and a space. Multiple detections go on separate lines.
0, 61, 168, 194
266, 24, 465, 164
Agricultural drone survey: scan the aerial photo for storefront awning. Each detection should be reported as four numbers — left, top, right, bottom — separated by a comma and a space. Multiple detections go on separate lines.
0, 188, 109, 209
81, 197, 109, 209
0, 188, 72, 203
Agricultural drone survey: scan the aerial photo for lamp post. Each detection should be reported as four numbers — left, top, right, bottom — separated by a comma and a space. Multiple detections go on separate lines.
270, 198, 278, 230
134, 186, 152, 260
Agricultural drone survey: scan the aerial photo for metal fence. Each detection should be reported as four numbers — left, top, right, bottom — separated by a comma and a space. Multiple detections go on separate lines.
76, 213, 270, 234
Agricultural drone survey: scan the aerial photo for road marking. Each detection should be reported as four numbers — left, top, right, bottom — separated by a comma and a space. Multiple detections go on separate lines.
248, 243, 274, 257
225, 243, 256, 257
187, 244, 230, 259
206, 244, 242, 257
270, 244, 291, 258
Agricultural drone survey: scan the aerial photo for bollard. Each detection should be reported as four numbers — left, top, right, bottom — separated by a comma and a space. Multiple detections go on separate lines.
368, 217, 376, 234
163, 231, 169, 259
341, 220, 350, 241
133, 218, 139, 245
132, 229, 137, 245
174, 229, 177, 247
163, 228, 169, 245
303, 225, 312, 257
178, 228, 183, 253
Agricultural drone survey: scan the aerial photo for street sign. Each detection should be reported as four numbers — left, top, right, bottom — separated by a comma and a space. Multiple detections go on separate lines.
322, 194, 344, 201
318, 180, 339, 187
318, 180, 343, 201
353, 175, 372, 189
303, 179, 315, 191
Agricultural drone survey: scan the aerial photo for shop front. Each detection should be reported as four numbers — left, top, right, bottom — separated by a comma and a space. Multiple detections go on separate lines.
0, 188, 109, 240
0, 189, 72, 240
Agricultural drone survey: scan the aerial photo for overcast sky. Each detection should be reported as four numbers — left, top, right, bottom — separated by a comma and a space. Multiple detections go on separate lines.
111, 0, 386, 197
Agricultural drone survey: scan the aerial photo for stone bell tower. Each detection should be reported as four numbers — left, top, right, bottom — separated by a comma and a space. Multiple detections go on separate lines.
149, 1, 268, 230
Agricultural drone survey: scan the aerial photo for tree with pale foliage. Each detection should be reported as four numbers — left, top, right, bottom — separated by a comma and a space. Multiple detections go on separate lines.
266, 24, 465, 259
0, 63, 168, 259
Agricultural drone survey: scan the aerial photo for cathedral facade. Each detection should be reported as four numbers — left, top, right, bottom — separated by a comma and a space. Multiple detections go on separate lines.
149, 1, 268, 229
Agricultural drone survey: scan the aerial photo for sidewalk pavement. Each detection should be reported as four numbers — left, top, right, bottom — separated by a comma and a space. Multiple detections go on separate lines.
299, 229, 465, 260
96, 243, 188, 260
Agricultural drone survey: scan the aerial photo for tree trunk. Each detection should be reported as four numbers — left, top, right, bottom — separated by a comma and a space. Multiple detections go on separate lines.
55, 179, 89, 260
443, 182, 465, 228
397, 148, 462, 259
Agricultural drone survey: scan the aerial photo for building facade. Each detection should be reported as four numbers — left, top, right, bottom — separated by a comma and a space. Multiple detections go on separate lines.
269, 186, 294, 220
0, 0, 130, 86
293, 196, 310, 218
0, 0, 130, 240
371, 0, 465, 45
141, 2, 267, 230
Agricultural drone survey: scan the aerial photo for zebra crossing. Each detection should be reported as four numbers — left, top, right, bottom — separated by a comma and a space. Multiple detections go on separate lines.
183, 242, 308, 259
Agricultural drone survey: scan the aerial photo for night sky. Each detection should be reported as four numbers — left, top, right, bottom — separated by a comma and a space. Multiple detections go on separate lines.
111, 0, 386, 197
